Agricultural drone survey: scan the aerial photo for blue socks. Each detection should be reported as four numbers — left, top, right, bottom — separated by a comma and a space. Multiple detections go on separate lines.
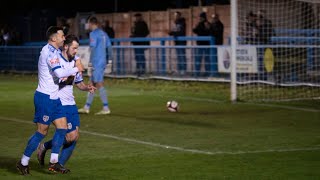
23, 131, 45, 157
44, 139, 53, 150
43, 138, 77, 166
84, 87, 109, 110
99, 87, 108, 108
59, 141, 77, 166
84, 92, 95, 109
51, 129, 67, 154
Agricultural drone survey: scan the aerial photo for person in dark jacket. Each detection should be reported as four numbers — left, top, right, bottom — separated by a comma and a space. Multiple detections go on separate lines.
193, 12, 211, 77
130, 13, 150, 76
210, 13, 224, 45
169, 11, 187, 75
103, 20, 115, 42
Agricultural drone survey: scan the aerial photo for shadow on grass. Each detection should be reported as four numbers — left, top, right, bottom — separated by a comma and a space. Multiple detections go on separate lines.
1, 156, 53, 176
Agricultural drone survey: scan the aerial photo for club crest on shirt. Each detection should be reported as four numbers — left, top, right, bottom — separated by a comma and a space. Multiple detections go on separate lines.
43, 115, 49, 122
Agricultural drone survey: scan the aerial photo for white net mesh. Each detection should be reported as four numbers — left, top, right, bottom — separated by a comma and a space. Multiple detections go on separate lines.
236, 0, 320, 101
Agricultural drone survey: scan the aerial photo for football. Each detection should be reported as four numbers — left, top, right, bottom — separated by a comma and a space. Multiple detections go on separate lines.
166, 100, 179, 112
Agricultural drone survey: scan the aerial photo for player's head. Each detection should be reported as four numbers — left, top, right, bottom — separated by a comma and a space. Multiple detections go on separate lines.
174, 11, 181, 20
87, 16, 99, 31
46, 26, 65, 48
63, 34, 79, 60
134, 13, 143, 22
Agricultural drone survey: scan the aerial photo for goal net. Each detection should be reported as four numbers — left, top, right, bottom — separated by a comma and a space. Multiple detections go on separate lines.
233, 0, 320, 101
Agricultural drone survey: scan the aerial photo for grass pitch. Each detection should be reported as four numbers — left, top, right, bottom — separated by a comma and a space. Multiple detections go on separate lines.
0, 74, 319, 179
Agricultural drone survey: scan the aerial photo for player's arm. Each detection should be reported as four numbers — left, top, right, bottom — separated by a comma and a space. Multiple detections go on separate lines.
76, 82, 96, 93
74, 71, 96, 93
49, 55, 83, 78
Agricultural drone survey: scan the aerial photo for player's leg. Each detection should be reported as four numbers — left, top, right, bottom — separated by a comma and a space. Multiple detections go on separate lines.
17, 91, 51, 175
59, 128, 79, 166
48, 99, 69, 173
38, 127, 79, 167
59, 105, 80, 166
79, 78, 95, 114
38, 105, 79, 168
94, 68, 110, 115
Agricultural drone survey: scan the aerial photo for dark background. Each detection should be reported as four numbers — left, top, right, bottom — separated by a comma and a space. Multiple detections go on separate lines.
0, 0, 229, 42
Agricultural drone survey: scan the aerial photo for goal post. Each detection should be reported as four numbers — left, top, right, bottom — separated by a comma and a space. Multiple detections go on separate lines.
230, 0, 320, 102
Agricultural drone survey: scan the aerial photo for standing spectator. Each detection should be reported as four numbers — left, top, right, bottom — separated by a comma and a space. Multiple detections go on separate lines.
256, 10, 275, 44
1, 27, 10, 46
130, 13, 150, 76
193, 12, 212, 77
103, 20, 115, 60
210, 13, 224, 45
168, 11, 187, 75
103, 20, 115, 40
243, 11, 258, 44
78, 16, 112, 115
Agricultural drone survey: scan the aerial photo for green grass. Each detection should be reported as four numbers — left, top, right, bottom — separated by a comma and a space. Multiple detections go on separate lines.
0, 74, 319, 179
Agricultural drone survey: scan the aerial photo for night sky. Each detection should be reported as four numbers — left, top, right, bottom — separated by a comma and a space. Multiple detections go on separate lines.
0, 0, 200, 21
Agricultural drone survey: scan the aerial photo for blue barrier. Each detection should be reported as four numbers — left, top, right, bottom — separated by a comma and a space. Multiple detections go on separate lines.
274, 29, 320, 37
19, 36, 216, 77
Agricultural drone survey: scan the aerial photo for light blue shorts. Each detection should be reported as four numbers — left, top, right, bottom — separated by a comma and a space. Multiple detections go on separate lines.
91, 67, 105, 83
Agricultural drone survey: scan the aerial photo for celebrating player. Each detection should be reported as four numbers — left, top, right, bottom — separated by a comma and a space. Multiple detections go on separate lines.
16, 26, 84, 175
37, 34, 96, 171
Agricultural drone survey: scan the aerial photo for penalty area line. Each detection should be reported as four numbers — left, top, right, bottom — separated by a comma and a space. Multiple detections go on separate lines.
1, 116, 320, 156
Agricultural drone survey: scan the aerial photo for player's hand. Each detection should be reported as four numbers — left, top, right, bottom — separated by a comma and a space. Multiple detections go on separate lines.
87, 85, 97, 93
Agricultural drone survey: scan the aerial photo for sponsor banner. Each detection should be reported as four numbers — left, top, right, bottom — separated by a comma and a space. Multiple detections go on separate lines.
218, 46, 258, 73
77, 46, 90, 69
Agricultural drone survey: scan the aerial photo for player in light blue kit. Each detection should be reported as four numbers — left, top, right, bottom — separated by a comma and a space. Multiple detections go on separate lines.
37, 35, 96, 171
78, 16, 113, 115
16, 26, 84, 175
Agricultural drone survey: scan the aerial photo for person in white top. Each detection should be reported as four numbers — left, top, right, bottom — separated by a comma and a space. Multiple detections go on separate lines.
16, 26, 84, 175
37, 34, 96, 171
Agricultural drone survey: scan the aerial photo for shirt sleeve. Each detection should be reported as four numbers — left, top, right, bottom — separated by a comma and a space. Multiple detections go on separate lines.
47, 52, 61, 71
74, 72, 83, 84
89, 32, 97, 47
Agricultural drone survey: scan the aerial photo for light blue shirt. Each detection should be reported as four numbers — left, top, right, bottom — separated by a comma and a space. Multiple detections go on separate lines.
89, 28, 111, 68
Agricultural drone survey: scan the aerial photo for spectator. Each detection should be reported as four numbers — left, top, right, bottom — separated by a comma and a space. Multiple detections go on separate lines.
168, 11, 187, 75
1, 27, 10, 46
210, 13, 224, 45
256, 10, 275, 44
130, 13, 150, 76
243, 11, 258, 44
103, 20, 115, 40
193, 12, 212, 77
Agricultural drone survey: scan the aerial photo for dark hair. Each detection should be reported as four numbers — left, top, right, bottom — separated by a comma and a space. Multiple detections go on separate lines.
88, 16, 98, 24
134, 13, 142, 17
64, 34, 79, 46
46, 26, 63, 40
175, 11, 181, 16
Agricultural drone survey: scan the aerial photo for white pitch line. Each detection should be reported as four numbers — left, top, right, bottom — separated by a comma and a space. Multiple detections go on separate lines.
1, 116, 320, 156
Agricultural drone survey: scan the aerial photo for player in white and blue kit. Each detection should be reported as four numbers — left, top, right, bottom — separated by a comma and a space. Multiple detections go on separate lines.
16, 27, 84, 175
78, 16, 112, 115
37, 35, 96, 170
